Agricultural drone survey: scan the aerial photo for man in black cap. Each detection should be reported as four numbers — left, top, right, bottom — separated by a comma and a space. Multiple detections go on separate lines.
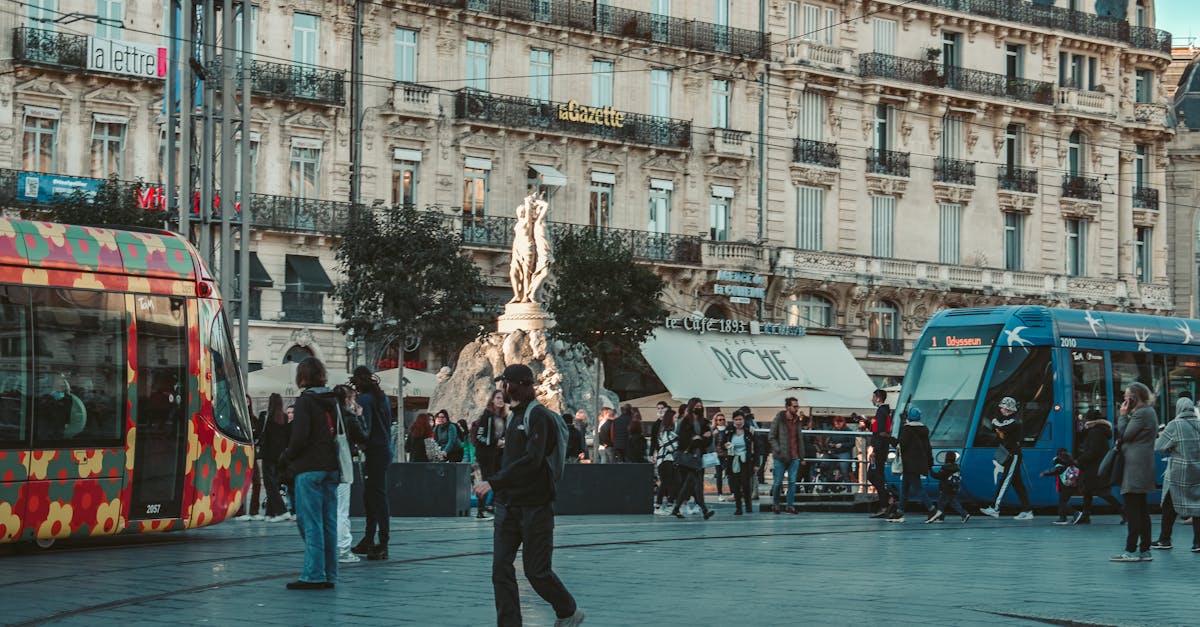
473, 363, 584, 627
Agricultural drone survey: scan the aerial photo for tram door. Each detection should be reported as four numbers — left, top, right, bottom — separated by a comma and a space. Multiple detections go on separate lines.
128, 296, 189, 520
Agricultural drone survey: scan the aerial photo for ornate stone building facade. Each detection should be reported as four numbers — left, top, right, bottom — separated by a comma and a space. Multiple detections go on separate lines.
0, 0, 1176, 389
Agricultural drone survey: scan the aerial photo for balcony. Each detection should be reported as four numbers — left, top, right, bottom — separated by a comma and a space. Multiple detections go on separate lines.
998, 165, 1038, 193
1062, 174, 1102, 201
866, 149, 910, 177
868, 337, 905, 355
1055, 87, 1116, 117
211, 56, 345, 106
934, 157, 976, 186
282, 291, 325, 324
429, 0, 769, 59
1130, 102, 1169, 126
454, 90, 691, 149
1132, 187, 1159, 211
392, 82, 439, 118
773, 247, 1162, 308
894, 0, 1170, 54
708, 128, 751, 159
12, 27, 87, 71
793, 138, 840, 168
783, 39, 855, 73
448, 211, 703, 264
248, 194, 352, 235
859, 52, 1054, 106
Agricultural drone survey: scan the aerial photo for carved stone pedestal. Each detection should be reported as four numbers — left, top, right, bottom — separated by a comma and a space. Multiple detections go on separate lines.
497, 302, 555, 333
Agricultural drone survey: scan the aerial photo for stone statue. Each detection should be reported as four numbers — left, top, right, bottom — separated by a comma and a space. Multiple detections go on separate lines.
508, 193, 552, 304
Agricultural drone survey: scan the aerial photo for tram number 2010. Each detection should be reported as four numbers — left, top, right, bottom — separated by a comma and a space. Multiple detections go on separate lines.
1060, 337, 1078, 348
145, 503, 162, 515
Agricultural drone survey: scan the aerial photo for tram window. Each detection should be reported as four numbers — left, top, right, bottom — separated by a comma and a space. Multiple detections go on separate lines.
207, 308, 253, 443
975, 346, 1053, 447
31, 288, 124, 448
1110, 351, 1164, 415
1071, 349, 1109, 428
1165, 354, 1200, 420
0, 288, 28, 447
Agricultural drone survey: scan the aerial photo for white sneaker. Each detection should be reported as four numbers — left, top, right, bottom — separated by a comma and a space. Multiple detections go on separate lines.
653, 507, 670, 516
980, 507, 999, 518
250, 514, 266, 521
1014, 511, 1034, 521
288, 513, 297, 521
553, 609, 585, 627
338, 551, 360, 564
685, 504, 701, 516
266, 514, 290, 523
719, 495, 734, 502
234, 514, 251, 521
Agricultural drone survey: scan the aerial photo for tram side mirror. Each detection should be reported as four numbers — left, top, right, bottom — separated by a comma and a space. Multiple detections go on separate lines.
934, 450, 956, 465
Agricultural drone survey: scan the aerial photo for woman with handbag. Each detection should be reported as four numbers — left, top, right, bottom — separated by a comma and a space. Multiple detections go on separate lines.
433, 410, 463, 462
1073, 409, 1124, 525
653, 409, 679, 515
1110, 382, 1159, 562
1152, 396, 1200, 552
670, 398, 715, 520
280, 357, 341, 589
406, 413, 434, 462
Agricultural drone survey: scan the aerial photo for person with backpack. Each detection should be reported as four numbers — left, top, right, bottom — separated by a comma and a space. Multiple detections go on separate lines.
473, 363, 584, 627
349, 367, 393, 561
926, 451, 969, 523
1039, 448, 1080, 525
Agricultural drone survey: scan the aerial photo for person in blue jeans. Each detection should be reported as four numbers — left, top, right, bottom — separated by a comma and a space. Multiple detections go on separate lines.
280, 357, 341, 590
768, 397, 807, 514
890, 407, 935, 522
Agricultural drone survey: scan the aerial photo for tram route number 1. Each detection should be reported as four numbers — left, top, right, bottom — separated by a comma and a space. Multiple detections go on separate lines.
145, 503, 162, 515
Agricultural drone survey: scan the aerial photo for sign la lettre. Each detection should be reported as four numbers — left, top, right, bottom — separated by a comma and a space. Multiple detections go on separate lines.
87, 37, 167, 80
663, 316, 806, 338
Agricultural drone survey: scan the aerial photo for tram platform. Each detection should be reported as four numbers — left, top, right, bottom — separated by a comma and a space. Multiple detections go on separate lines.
0, 506, 1192, 626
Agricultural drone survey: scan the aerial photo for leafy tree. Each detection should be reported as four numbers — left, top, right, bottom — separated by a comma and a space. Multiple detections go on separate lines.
333, 204, 486, 362
545, 229, 668, 388
46, 176, 166, 228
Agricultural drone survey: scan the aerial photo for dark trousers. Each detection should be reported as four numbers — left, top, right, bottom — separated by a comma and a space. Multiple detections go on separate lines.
756, 453, 768, 483
672, 466, 708, 513
493, 503, 576, 626
362, 450, 390, 546
1056, 488, 1077, 519
868, 454, 888, 508
1158, 490, 1200, 545
261, 460, 286, 516
248, 461, 262, 515
1081, 482, 1123, 518
937, 491, 968, 517
1125, 492, 1152, 553
729, 465, 753, 512
656, 463, 678, 506
991, 451, 1031, 510
714, 461, 725, 494
899, 472, 933, 512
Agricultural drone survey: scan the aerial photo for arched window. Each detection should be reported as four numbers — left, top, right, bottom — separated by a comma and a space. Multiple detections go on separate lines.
785, 293, 832, 328
704, 304, 727, 319
867, 301, 903, 354
1068, 131, 1083, 176
283, 345, 314, 364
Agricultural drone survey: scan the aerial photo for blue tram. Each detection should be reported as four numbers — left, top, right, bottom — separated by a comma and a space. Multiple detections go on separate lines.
892, 305, 1183, 508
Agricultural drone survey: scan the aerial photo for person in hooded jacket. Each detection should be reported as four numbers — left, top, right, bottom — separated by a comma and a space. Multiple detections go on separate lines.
349, 367, 393, 560
890, 407, 934, 522
1073, 408, 1124, 524
1152, 396, 1200, 551
259, 393, 292, 522
280, 357, 340, 590
1110, 381, 1159, 562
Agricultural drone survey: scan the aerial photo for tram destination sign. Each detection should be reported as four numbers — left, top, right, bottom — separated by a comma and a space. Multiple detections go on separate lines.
663, 316, 806, 337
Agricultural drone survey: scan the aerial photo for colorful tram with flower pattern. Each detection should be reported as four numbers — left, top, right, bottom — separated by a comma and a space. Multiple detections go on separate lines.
893, 305, 1178, 508
0, 218, 254, 545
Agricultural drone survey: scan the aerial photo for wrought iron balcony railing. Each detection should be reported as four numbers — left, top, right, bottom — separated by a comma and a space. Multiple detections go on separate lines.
1062, 174, 1102, 201
866, 148, 910, 177
898, 0, 1170, 54
248, 194, 352, 234
12, 27, 87, 70
998, 165, 1038, 193
282, 291, 325, 324
859, 52, 1055, 105
453, 211, 703, 264
868, 337, 905, 355
1132, 187, 1159, 210
454, 89, 691, 149
211, 56, 345, 106
934, 157, 976, 186
793, 138, 840, 168
427, 0, 769, 58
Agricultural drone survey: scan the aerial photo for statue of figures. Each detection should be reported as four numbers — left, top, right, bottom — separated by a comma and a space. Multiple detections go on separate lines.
508, 202, 533, 304
526, 195, 552, 303
508, 193, 554, 305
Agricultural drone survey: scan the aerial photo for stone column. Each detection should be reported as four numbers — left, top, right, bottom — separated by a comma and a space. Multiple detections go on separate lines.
1116, 141, 1134, 280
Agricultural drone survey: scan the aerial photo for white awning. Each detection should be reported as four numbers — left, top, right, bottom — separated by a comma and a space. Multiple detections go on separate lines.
591, 171, 616, 185
465, 156, 492, 170
374, 367, 439, 398
639, 329, 877, 413
394, 148, 423, 162
529, 164, 567, 187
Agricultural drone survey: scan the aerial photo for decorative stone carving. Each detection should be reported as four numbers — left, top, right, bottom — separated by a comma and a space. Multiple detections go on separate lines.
384, 120, 432, 139
1059, 198, 1101, 220
522, 137, 566, 159
789, 163, 838, 188
932, 183, 974, 205
997, 191, 1037, 214
928, 121, 943, 148
865, 174, 908, 197
1132, 207, 1160, 228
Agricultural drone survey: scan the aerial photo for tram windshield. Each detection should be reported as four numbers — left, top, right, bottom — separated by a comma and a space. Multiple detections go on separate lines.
897, 325, 1001, 447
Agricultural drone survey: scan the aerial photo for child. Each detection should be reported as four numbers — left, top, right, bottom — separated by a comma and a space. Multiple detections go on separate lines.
926, 451, 970, 523
1039, 447, 1079, 524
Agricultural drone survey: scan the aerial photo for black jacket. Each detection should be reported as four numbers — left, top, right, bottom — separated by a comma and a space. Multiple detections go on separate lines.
898, 421, 933, 476
991, 413, 1024, 452
491, 401, 556, 506
1076, 420, 1113, 488
260, 419, 291, 462
676, 416, 711, 454
612, 413, 632, 450
283, 387, 339, 475
473, 409, 506, 472
628, 433, 648, 463
931, 460, 961, 494
566, 422, 585, 459
357, 388, 392, 452
826, 426, 855, 455
724, 427, 758, 468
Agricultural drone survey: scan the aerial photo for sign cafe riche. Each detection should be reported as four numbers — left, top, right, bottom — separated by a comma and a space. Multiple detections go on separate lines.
663, 316, 806, 338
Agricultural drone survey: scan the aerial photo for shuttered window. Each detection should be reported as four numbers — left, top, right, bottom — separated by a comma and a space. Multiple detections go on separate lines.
796, 185, 824, 250
797, 91, 825, 141
873, 18, 897, 54
871, 195, 895, 258
942, 115, 963, 159
939, 203, 962, 264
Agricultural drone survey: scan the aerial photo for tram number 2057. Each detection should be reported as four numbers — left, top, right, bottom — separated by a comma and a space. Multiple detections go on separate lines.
145, 503, 162, 515
1060, 337, 1078, 348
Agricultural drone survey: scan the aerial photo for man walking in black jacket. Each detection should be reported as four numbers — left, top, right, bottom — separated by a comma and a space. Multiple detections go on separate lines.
473, 364, 585, 627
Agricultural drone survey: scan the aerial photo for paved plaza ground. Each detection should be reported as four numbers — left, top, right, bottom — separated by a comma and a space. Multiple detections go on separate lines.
0, 500, 1194, 626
